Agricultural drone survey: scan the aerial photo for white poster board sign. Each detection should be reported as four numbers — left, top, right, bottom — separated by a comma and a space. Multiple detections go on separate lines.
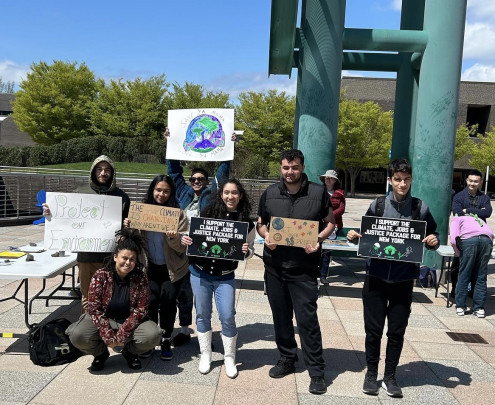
44, 192, 123, 252
166, 108, 234, 161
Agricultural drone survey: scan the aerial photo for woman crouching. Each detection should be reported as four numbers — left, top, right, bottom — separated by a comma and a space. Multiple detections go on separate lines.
67, 228, 161, 371
181, 179, 255, 378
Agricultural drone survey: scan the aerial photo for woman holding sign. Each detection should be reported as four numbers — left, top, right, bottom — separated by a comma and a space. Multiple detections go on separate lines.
181, 179, 255, 378
124, 175, 190, 361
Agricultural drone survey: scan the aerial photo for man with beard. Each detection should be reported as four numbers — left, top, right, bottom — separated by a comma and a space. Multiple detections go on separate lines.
256, 149, 335, 395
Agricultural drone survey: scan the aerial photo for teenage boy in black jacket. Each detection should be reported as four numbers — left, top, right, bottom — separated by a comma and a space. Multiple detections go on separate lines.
347, 158, 439, 398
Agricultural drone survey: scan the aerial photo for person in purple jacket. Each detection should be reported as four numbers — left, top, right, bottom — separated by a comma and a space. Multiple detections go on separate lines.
450, 214, 493, 318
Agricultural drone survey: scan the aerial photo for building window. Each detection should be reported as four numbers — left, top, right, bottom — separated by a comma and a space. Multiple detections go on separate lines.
466, 105, 491, 135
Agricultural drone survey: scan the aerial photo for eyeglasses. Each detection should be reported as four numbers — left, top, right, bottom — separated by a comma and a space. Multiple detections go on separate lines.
189, 176, 206, 184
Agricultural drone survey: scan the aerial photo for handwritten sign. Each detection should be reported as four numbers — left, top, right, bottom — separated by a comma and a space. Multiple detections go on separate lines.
44, 193, 122, 252
358, 216, 426, 263
187, 217, 248, 261
166, 108, 234, 161
269, 217, 319, 248
128, 202, 181, 233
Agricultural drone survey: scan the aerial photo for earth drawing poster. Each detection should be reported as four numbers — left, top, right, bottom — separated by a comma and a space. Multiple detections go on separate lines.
167, 108, 235, 161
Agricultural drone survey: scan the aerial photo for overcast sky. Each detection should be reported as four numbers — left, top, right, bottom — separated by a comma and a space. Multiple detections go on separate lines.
0, 0, 493, 99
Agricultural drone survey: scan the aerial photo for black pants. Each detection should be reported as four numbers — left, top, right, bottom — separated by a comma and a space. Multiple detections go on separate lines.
148, 262, 190, 337
264, 264, 325, 377
176, 272, 193, 327
362, 276, 413, 376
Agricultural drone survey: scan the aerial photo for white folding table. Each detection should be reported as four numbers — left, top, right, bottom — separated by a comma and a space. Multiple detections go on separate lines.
0, 242, 79, 328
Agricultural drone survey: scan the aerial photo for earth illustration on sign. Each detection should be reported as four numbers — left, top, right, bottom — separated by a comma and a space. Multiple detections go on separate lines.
183, 114, 225, 153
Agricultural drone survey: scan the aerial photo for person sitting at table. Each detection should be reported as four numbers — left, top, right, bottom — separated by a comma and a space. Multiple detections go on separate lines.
318, 169, 345, 284
181, 178, 255, 378
450, 214, 493, 318
66, 228, 161, 371
123, 174, 189, 361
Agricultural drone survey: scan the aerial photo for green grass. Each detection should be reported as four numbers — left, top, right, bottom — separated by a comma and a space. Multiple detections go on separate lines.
42, 162, 194, 176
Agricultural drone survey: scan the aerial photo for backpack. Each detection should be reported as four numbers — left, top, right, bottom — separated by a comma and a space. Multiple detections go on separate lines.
416, 265, 437, 288
28, 318, 81, 367
374, 195, 422, 220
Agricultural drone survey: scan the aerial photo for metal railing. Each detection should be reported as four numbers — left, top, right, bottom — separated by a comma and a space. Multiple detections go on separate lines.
0, 167, 276, 222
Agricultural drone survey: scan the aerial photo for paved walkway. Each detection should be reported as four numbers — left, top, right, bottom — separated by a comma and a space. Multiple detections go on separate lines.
1, 197, 495, 404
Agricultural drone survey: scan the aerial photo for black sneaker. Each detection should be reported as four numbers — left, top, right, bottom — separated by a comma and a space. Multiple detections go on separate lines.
362, 371, 379, 395
90, 348, 110, 371
382, 374, 403, 398
309, 376, 327, 395
269, 357, 296, 378
122, 347, 142, 370
160, 337, 173, 360
172, 332, 191, 347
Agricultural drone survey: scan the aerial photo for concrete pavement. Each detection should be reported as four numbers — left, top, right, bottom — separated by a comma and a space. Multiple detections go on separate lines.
0, 197, 494, 404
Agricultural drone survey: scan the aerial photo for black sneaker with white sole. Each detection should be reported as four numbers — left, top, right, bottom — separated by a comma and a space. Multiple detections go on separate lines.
382, 374, 403, 398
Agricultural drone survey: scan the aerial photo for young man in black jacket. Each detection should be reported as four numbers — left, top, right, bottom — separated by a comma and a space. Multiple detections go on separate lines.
347, 158, 439, 398
257, 149, 335, 395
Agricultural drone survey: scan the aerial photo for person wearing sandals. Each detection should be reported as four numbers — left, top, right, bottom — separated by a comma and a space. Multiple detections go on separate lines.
124, 174, 189, 360
67, 229, 161, 371
181, 179, 255, 378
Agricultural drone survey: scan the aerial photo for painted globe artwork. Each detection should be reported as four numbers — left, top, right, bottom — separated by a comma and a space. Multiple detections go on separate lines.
183, 114, 225, 153
272, 217, 285, 230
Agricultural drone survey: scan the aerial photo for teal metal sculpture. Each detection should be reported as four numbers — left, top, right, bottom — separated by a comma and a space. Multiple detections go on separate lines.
268, 0, 467, 268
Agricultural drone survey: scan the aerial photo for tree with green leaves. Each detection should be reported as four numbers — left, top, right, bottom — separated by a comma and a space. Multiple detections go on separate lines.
165, 82, 230, 112
12, 60, 99, 145
468, 127, 495, 175
0, 77, 15, 93
455, 123, 478, 161
336, 97, 393, 197
235, 89, 295, 162
90, 75, 169, 139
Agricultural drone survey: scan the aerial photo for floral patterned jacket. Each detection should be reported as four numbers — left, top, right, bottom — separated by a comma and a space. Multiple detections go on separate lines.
87, 265, 149, 345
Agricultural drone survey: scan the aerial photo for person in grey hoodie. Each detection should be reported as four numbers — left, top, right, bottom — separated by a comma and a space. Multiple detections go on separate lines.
44, 155, 130, 312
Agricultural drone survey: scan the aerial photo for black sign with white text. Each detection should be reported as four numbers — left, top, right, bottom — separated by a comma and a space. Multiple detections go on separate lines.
187, 217, 248, 261
358, 216, 426, 263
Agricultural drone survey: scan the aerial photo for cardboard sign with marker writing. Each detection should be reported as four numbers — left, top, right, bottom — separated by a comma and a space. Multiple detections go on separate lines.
128, 202, 181, 233
269, 217, 319, 248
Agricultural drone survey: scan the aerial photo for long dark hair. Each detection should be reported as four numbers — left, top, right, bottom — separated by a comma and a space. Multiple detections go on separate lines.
202, 178, 251, 222
144, 174, 179, 208
105, 228, 146, 271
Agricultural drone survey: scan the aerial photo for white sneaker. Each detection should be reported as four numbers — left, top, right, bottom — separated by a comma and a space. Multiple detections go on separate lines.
473, 308, 485, 318
456, 307, 465, 316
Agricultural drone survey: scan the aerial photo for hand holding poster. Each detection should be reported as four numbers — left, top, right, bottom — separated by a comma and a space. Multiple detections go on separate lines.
44, 193, 123, 252
167, 108, 234, 161
187, 217, 248, 261
357, 216, 426, 263
128, 202, 181, 233
269, 217, 319, 248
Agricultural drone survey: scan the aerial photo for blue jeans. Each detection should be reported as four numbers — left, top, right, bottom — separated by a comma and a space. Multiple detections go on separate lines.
455, 235, 492, 310
320, 251, 331, 278
190, 272, 237, 337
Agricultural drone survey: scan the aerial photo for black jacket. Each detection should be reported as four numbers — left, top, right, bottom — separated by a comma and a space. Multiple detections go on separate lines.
258, 174, 330, 272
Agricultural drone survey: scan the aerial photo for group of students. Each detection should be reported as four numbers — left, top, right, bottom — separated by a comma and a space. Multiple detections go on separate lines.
42, 145, 489, 398
44, 149, 254, 378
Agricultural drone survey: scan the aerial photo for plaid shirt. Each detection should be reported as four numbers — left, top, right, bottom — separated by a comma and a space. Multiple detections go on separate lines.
87, 267, 149, 346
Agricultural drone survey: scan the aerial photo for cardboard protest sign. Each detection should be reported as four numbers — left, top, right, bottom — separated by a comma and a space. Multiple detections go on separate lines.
357, 216, 426, 263
269, 217, 319, 248
166, 108, 234, 161
128, 202, 181, 233
187, 217, 248, 261
44, 193, 122, 252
